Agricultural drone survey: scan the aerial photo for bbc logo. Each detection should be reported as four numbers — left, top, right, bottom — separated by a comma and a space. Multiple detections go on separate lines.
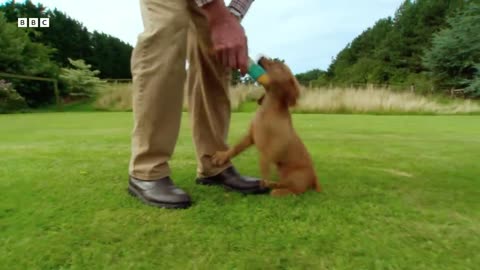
18, 18, 50, 28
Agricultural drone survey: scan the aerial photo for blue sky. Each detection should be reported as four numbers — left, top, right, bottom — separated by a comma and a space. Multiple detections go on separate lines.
19, 0, 404, 74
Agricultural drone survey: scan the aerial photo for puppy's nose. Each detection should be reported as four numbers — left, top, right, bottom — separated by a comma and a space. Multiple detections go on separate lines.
258, 57, 269, 69
255, 54, 270, 68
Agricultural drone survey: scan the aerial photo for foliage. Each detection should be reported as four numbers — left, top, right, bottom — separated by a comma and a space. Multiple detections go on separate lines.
0, 79, 27, 113
298, 0, 470, 93
328, 17, 395, 84
272, 58, 285, 63
465, 65, 480, 98
231, 70, 242, 86
0, 0, 133, 108
423, 3, 480, 97
88, 31, 133, 79
295, 69, 326, 86
59, 58, 106, 97
0, 12, 59, 107
0, 0, 133, 79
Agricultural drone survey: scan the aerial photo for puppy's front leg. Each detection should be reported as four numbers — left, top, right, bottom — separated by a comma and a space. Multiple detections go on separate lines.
212, 132, 253, 166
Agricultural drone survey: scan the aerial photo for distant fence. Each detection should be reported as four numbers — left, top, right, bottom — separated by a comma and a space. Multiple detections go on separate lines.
0, 72, 62, 110
449, 88, 466, 98
307, 81, 435, 92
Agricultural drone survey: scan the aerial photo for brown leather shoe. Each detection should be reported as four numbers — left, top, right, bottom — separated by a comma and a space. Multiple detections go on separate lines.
196, 166, 269, 194
128, 177, 192, 209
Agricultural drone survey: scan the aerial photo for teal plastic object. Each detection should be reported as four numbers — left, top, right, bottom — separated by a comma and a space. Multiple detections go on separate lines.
247, 57, 266, 81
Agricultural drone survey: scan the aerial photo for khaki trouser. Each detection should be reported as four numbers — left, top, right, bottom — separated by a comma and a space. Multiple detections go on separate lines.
129, 0, 232, 180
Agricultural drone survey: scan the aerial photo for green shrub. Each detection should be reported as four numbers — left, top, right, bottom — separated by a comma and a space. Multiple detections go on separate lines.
423, 3, 480, 96
465, 65, 480, 98
0, 13, 59, 107
59, 58, 106, 97
0, 79, 27, 113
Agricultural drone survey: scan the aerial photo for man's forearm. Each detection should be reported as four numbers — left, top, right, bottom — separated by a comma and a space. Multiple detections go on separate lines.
195, 0, 254, 19
199, 0, 231, 24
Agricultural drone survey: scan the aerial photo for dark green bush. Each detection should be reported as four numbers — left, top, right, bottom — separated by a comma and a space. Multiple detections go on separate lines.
0, 80, 27, 113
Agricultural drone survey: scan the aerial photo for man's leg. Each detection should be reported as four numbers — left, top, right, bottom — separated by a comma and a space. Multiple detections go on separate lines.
185, 3, 268, 194
186, 3, 231, 178
128, 0, 191, 208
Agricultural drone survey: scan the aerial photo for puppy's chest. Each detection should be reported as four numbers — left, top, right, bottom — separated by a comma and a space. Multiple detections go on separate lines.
253, 112, 291, 141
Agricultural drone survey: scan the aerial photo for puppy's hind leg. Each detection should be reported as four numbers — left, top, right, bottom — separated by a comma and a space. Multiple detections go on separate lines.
270, 188, 295, 197
313, 177, 322, 192
259, 155, 273, 188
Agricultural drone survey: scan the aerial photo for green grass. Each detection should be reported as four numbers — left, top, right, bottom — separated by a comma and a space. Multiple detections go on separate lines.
236, 101, 259, 112
31, 98, 97, 113
1, 112, 479, 269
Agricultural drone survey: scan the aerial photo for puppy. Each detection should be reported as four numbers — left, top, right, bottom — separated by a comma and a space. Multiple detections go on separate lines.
212, 57, 321, 196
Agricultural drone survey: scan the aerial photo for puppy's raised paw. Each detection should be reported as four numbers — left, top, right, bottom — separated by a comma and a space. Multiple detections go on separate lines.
260, 179, 273, 188
212, 151, 230, 166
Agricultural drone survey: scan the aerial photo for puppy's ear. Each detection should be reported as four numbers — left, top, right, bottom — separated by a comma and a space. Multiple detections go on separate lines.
257, 94, 265, 105
286, 78, 300, 107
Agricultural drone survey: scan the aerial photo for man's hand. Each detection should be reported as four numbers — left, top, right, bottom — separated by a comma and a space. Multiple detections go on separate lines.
201, 0, 248, 75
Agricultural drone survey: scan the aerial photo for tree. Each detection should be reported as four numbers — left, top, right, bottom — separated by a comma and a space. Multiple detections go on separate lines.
0, 12, 59, 107
423, 3, 480, 97
295, 69, 326, 86
0, 79, 27, 113
0, 0, 134, 79
326, 0, 466, 88
41, 8, 93, 66
465, 64, 480, 98
88, 31, 133, 78
59, 58, 106, 97
231, 70, 242, 86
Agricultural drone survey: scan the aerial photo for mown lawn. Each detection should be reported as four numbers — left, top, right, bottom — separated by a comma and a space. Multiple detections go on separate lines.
0, 112, 479, 269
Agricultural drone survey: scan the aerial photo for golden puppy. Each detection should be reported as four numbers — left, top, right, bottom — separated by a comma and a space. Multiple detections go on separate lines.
212, 58, 321, 196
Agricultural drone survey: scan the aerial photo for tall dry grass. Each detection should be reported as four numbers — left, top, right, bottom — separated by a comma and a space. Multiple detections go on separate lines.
94, 83, 132, 111
94, 83, 480, 114
94, 83, 262, 111
295, 86, 480, 114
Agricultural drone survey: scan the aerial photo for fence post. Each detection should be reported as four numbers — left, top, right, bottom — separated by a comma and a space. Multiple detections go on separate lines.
0, 72, 62, 110
53, 79, 62, 111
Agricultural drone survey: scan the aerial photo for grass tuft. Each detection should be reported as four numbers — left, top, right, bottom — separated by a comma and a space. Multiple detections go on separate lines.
295, 86, 480, 114
94, 83, 132, 111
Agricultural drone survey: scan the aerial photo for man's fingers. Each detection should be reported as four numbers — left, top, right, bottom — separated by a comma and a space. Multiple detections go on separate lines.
221, 49, 229, 67
214, 45, 227, 67
213, 46, 221, 64
227, 47, 237, 70
237, 43, 248, 75
214, 41, 247, 72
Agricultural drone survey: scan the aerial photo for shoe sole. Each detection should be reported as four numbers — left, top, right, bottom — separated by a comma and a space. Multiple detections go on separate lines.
196, 179, 269, 195
127, 187, 192, 209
